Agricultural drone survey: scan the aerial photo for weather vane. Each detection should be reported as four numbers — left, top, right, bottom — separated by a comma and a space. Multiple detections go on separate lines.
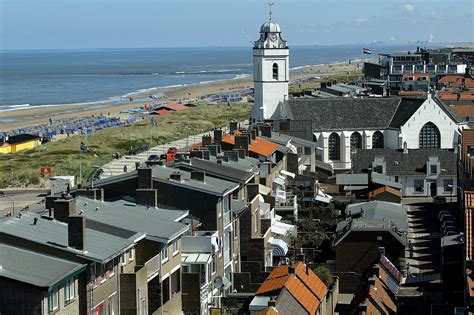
268, 1, 274, 20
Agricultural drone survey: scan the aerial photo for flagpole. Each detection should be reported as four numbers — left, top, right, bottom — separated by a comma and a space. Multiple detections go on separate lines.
79, 143, 82, 185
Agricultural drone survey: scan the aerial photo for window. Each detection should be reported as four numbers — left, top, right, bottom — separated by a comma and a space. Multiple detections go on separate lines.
444, 179, 453, 191
372, 131, 384, 148
272, 63, 279, 80
373, 165, 383, 174
171, 268, 181, 295
419, 122, 440, 148
64, 278, 75, 302
328, 133, 340, 160
128, 248, 134, 261
414, 179, 424, 192
212, 255, 217, 274
172, 239, 179, 256
48, 288, 59, 312
304, 147, 311, 155
161, 246, 168, 263
121, 254, 127, 266
430, 165, 438, 175
350, 132, 362, 152
162, 276, 170, 304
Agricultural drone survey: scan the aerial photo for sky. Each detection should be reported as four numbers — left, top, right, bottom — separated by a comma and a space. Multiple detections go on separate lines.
1, 0, 473, 50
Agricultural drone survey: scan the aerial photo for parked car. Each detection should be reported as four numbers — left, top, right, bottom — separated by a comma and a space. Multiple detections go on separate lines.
433, 196, 447, 205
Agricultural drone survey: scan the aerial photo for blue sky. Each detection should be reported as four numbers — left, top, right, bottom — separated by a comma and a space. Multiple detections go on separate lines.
1, 0, 473, 50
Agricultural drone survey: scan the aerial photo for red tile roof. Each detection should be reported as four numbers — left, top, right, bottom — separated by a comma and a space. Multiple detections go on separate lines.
154, 109, 172, 115
256, 263, 328, 315
222, 134, 279, 157
163, 104, 188, 111
399, 91, 426, 96
438, 91, 474, 101
449, 105, 474, 117
402, 73, 429, 81
439, 75, 464, 87
368, 186, 402, 198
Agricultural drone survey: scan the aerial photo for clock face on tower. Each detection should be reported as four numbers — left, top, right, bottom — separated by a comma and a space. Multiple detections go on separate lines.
269, 33, 277, 42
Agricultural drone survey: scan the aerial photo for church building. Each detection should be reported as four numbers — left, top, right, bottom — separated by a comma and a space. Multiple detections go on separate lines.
251, 15, 289, 122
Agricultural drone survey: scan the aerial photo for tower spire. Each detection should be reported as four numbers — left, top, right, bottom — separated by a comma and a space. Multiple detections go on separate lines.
268, 1, 274, 20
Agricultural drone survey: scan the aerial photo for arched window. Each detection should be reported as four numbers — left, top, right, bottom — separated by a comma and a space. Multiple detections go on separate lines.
350, 132, 362, 152
328, 133, 340, 160
419, 122, 440, 148
272, 63, 278, 80
372, 131, 384, 148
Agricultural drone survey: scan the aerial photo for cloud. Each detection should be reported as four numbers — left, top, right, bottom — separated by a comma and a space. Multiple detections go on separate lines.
401, 4, 415, 14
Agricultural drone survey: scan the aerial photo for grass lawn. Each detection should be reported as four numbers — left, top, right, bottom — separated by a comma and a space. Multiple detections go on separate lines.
0, 103, 251, 188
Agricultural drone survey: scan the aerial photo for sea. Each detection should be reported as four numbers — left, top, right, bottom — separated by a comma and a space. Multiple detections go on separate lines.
0, 44, 432, 112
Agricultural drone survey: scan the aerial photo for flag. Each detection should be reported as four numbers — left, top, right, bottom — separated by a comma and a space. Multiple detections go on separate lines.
363, 48, 372, 55
129, 97, 133, 102
80, 141, 89, 152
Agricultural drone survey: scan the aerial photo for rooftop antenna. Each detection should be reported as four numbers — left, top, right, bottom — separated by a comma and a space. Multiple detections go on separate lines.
268, 1, 274, 20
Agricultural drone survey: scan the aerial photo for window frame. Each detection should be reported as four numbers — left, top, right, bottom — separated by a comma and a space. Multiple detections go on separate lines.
128, 248, 134, 261
64, 278, 75, 303
48, 288, 59, 312
161, 245, 169, 264
414, 179, 424, 193
272, 62, 279, 80
372, 131, 384, 149
444, 179, 453, 192
419, 122, 441, 149
172, 239, 180, 256
328, 133, 340, 161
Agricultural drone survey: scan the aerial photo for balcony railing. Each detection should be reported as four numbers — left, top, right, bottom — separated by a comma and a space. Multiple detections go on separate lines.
145, 253, 160, 280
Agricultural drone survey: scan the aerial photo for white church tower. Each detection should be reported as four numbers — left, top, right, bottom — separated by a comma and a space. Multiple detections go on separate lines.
252, 4, 289, 122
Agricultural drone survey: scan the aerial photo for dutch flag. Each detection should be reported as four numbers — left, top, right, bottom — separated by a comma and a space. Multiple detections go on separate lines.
363, 48, 372, 55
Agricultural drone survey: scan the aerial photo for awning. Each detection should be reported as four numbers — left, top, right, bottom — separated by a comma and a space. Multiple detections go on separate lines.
273, 177, 285, 187
181, 253, 211, 264
270, 238, 288, 256
280, 170, 296, 179
272, 221, 296, 237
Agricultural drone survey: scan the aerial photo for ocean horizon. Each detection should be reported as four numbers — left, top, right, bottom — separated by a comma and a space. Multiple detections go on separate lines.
0, 44, 436, 111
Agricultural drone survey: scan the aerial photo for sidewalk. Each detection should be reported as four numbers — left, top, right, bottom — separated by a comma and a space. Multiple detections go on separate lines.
99, 121, 247, 179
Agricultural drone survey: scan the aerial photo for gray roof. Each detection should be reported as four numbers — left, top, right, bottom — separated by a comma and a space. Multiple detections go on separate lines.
232, 199, 248, 215
152, 166, 239, 196
0, 243, 86, 288
352, 148, 457, 176
0, 212, 136, 263
285, 97, 426, 131
262, 132, 321, 150
108, 198, 188, 222
207, 155, 260, 173
76, 197, 189, 243
346, 200, 408, 232
175, 158, 254, 183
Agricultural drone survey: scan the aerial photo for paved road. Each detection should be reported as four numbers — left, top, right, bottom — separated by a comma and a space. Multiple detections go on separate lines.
99, 120, 248, 179
405, 203, 442, 276
0, 193, 45, 217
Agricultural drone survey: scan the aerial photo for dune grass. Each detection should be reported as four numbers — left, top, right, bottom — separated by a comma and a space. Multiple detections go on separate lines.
0, 103, 251, 188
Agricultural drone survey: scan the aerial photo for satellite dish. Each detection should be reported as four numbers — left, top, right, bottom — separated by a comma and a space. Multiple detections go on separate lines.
215, 276, 224, 289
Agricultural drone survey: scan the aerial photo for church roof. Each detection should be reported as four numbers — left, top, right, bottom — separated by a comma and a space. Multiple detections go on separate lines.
285, 97, 426, 131
261, 20, 281, 33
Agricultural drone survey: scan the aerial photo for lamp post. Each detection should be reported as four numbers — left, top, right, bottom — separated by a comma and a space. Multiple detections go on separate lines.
0, 194, 15, 217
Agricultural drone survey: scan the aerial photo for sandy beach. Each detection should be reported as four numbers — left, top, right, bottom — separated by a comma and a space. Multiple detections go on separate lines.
0, 60, 366, 131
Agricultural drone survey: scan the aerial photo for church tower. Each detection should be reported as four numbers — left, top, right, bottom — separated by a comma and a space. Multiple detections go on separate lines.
252, 7, 289, 121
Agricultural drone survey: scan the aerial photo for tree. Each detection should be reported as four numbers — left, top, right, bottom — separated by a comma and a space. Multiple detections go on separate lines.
314, 266, 334, 287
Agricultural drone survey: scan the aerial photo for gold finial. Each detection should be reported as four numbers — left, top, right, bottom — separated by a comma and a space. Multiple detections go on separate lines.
268, 1, 274, 20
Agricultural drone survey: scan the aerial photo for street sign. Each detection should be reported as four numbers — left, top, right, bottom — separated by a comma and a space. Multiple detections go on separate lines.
40, 167, 52, 175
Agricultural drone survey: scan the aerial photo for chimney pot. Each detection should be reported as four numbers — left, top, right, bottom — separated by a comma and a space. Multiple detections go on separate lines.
202, 135, 212, 146
214, 129, 223, 144
54, 198, 77, 223
170, 172, 182, 182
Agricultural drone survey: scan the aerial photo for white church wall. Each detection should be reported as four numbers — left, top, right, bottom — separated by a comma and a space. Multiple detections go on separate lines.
400, 175, 457, 197
400, 96, 458, 149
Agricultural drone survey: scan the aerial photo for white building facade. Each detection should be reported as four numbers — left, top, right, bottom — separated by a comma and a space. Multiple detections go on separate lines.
252, 20, 289, 122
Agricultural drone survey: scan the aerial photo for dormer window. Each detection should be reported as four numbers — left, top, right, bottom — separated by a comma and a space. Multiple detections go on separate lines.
273, 63, 279, 80
430, 165, 437, 175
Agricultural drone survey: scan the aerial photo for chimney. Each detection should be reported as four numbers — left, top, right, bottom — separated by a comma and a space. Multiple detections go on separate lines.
289, 266, 295, 275
222, 155, 229, 162
229, 121, 238, 133
403, 141, 408, 154
234, 135, 249, 156
261, 125, 272, 138
207, 145, 220, 157
217, 159, 223, 165
214, 129, 223, 144
224, 150, 239, 162
191, 171, 205, 182
202, 135, 212, 146
247, 183, 259, 202
136, 189, 158, 208
250, 129, 257, 141
170, 172, 182, 182
202, 149, 210, 160
76, 188, 104, 202
235, 148, 246, 159
190, 150, 204, 159
68, 215, 86, 250
268, 299, 277, 307
138, 167, 153, 189
242, 132, 252, 144
54, 197, 76, 223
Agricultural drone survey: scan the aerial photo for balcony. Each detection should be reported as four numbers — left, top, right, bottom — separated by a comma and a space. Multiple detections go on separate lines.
145, 253, 160, 280
223, 210, 231, 226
